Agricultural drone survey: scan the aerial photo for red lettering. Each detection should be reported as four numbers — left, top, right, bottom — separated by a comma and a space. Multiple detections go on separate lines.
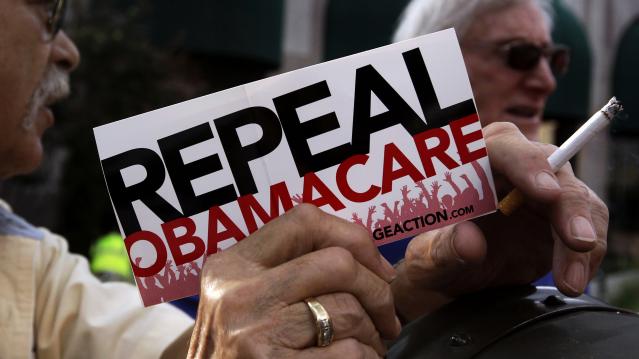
161, 217, 205, 266
238, 181, 294, 234
336, 154, 381, 202
303, 172, 346, 211
381, 143, 425, 194
450, 114, 487, 164
413, 128, 459, 177
207, 206, 246, 255
124, 230, 167, 277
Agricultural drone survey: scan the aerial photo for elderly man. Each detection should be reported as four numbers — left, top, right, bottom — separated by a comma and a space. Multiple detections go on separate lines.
1, 0, 605, 358
389, 0, 607, 321
0, 0, 197, 358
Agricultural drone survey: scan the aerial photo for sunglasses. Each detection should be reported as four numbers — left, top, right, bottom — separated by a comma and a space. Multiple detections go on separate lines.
45, 0, 67, 40
471, 40, 571, 76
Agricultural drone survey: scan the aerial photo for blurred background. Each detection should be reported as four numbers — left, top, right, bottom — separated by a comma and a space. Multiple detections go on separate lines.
1, 0, 637, 308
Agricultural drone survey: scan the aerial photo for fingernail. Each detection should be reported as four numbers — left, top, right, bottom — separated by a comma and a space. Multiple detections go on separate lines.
381, 255, 397, 281
535, 171, 561, 190
450, 230, 466, 265
564, 261, 586, 294
395, 315, 403, 335
571, 216, 596, 242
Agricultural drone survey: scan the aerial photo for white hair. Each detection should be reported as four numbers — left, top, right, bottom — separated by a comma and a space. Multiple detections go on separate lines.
393, 0, 554, 42
22, 66, 69, 130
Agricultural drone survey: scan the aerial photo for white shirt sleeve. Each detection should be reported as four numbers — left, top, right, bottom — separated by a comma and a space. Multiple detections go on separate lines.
32, 229, 194, 359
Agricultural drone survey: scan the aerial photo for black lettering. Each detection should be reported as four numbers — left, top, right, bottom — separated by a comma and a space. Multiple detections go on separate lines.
410, 217, 421, 231
402, 48, 477, 128
384, 225, 393, 238
424, 213, 437, 225
394, 223, 404, 235
102, 148, 182, 235
403, 219, 414, 232
273, 81, 354, 176
158, 123, 237, 217
352, 64, 427, 154
216, 107, 283, 196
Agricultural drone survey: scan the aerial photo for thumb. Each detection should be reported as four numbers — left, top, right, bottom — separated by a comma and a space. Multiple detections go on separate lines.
392, 221, 488, 321
402, 221, 487, 289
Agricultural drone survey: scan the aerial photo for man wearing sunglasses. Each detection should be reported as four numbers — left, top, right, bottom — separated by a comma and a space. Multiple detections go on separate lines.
0, 0, 607, 357
390, 0, 608, 323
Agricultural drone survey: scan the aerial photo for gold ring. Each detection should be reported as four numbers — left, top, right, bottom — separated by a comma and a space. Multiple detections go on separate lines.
304, 297, 334, 347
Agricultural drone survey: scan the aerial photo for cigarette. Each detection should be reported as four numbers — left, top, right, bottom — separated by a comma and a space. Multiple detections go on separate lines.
499, 97, 624, 216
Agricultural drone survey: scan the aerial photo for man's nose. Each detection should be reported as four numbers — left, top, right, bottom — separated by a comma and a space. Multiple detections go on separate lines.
524, 57, 557, 95
50, 30, 81, 72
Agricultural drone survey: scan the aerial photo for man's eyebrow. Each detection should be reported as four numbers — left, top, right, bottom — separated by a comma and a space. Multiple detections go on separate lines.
490, 37, 552, 46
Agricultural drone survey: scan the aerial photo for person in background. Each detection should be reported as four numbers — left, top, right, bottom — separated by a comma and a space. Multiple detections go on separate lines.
389, 0, 607, 321
0, 0, 196, 357
0, 0, 605, 358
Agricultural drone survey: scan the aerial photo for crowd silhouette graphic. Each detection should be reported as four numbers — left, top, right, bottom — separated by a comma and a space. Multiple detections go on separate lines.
134, 255, 202, 304
348, 160, 495, 238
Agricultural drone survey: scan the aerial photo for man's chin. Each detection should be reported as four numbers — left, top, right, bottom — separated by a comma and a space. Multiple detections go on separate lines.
6, 139, 45, 179
0, 159, 42, 179
22, 107, 53, 135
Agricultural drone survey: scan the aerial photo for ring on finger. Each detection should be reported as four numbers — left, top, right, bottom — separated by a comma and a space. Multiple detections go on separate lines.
304, 297, 334, 347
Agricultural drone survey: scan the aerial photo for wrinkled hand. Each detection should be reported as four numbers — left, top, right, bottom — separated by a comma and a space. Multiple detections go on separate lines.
392, 123, 608, 321
188, 204, 401, 358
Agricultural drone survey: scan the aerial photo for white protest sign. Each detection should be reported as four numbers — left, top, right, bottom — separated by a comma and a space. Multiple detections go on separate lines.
94, 28, 497, 306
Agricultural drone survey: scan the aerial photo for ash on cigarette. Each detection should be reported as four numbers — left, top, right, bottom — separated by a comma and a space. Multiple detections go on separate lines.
603, 96, 624, 121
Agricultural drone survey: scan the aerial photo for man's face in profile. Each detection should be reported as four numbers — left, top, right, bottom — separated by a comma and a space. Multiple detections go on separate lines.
0, 0, 78, 179
461, 1, 557, 141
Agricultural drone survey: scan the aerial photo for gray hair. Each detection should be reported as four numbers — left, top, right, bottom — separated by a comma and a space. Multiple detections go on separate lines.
393, 0, 554, 42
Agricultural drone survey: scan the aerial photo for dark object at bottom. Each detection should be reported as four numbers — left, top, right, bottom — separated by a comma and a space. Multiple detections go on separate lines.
387, 286, 639, 359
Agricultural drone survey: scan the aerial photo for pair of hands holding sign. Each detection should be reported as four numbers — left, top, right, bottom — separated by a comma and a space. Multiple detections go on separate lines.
187, 123, 607, 358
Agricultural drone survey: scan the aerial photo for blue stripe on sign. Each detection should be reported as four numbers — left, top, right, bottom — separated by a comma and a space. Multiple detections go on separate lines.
378, 236, 413, 265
